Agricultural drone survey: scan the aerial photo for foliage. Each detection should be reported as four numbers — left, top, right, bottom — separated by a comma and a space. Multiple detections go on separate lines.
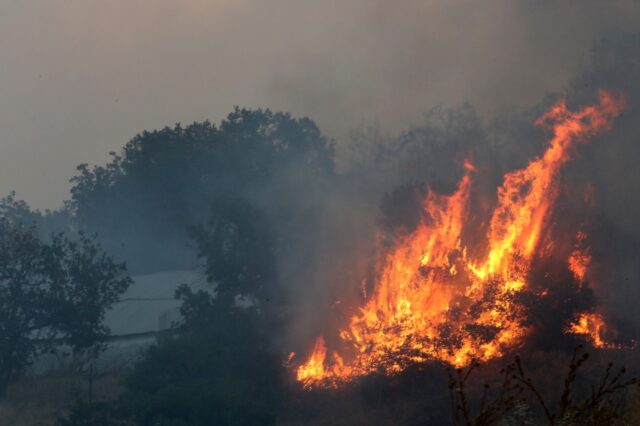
0, 215, 131, 395
68, 109, 334, 273
447, 347, 639, 425
189, 197, 278, 306
0, 192, 74, 239
91, 194, 285, 425
58, 107, 327, 422
112, 286, 281, 426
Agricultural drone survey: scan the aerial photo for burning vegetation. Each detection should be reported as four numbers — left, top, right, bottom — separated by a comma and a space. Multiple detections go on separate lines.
295, 91, 626, 389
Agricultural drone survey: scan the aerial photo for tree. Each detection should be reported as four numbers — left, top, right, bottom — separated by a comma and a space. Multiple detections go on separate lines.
58, 108, 334, 423
190, 197, 278, 306
0, 192, 74, 239
0, 218, 131, 395
110, 198, 284, 425
120, 288, 281, 426
68, 109, 334, 274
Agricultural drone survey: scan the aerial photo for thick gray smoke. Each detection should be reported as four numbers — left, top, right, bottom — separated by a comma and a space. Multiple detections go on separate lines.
3, 5, 640, 425
2, 0, 640, 354
2, 0, 640, 208
280, 32, 640, 352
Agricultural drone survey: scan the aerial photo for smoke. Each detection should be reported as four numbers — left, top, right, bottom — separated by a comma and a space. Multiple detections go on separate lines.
2, 0, 640, 369
266, 0, 640, 134
2, 1, 640, 208
279, 31, 640, 355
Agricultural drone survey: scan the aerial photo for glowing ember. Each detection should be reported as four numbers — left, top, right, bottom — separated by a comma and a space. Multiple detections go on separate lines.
295, 91, 624, 389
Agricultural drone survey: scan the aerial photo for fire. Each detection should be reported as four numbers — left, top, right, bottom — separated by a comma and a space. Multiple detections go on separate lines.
296, 337, 328, 384
567, 312, 613, 349
296, 91, 624, 389
568, 230, 591, 282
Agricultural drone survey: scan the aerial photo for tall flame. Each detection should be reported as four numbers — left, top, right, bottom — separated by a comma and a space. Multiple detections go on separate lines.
296, 91, 624, 389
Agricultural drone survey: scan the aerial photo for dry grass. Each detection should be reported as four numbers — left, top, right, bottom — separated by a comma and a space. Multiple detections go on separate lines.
0, 373, 125, 426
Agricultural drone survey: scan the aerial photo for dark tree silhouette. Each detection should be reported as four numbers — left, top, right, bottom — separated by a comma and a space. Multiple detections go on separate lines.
0, 217, 131, 396
69, 108, 334, 274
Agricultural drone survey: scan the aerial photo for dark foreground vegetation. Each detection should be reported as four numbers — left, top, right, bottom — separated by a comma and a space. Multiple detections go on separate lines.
1, 35, 640, 425
446, 347, 639, 426
0, 348, 637, 425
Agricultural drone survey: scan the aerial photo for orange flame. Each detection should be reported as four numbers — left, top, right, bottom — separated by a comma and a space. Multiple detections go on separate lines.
568, 230, 591, 282
296, 91, 624, 389
567, 312, 614, 348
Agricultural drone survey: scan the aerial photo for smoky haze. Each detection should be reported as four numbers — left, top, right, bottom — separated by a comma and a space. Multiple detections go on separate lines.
2, 2, 640, 424
2, 0, 640, 209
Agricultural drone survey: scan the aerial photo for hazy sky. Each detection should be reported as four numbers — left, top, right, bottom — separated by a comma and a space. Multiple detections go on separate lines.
1, 0, 639, 209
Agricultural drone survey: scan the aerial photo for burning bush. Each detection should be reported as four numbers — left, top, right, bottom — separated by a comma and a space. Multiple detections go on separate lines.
294, 91, 627, 389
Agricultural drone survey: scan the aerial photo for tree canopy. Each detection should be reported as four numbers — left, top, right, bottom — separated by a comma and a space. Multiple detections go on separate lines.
0, 213, 131, 395
69, 108, 334, 274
